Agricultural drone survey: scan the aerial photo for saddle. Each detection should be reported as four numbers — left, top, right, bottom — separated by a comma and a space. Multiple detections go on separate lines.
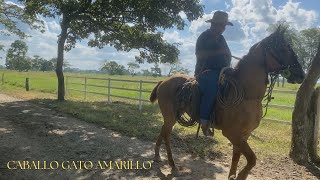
175, 67, 237, 127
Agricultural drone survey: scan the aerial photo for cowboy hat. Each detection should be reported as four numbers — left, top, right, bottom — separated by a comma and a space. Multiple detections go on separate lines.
206, 11, 233, 26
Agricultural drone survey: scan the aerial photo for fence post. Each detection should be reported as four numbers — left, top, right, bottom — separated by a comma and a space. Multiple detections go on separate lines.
282, 77, 285, 87
84, 77, 87, 100
65, 76, 68, 96
1, 73, 4, 85
25, 78, 29, 91
108, 78, 111, 103
312, 87, 320, 157
139, 80, 143, 112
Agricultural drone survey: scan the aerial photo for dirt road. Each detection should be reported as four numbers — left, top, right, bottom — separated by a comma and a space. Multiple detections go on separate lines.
0, 93, 318, 180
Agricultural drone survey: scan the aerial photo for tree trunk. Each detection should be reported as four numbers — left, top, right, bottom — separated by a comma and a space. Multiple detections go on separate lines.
56, 16, 69, 101
290, 42, 320, 164
308, 89, 320, 162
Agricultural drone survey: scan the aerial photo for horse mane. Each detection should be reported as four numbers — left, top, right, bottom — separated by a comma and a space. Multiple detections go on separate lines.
234, 43, 259, 70
234, 25, 287, 70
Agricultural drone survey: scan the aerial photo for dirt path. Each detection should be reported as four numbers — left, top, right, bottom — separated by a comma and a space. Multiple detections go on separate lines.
0, 93, 318, 180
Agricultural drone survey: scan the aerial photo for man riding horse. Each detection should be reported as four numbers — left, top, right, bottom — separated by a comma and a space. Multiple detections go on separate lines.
195, 11, 233, 136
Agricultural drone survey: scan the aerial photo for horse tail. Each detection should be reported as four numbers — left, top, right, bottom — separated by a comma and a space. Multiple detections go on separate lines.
150, 81, 163, 103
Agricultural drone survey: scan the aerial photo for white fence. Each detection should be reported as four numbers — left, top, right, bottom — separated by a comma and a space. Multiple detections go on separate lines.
65, 76, 297, 125
66, 76, 157, 111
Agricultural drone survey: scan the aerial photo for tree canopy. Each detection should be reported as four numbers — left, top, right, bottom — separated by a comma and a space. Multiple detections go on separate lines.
19, 0, 204, 100
0, 0, 43, 50
101, 60, 126, 75
294, 28, 320, 71
127, 62, 140, 76
21, 0, 203, 64
5, 40, 30, 71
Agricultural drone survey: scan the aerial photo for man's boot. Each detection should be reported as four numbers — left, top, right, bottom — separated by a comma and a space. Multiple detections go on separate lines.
201, 123, 214, 136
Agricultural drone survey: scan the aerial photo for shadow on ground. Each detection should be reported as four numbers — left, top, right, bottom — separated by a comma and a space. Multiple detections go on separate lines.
0, 98, 228, 179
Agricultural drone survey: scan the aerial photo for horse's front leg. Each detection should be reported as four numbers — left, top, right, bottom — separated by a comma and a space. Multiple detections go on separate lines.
235, 139, 256, 180
228, 146, 241, 179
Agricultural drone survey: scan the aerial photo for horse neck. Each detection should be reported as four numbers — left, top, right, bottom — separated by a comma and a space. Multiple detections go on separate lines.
235, 54, 268, 100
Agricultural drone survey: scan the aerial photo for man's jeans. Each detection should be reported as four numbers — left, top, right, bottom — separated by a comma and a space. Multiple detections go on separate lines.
197, 70, 220, 125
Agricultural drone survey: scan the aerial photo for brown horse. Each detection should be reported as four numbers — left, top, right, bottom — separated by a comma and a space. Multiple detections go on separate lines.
149, 27, 305, 180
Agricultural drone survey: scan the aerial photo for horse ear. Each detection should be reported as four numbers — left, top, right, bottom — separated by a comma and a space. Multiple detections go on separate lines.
280, 26, 287, 35
275, 24, 287, 35
276, 25, 281, 33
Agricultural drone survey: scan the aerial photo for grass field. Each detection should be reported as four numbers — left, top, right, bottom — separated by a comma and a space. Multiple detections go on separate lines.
0, 69, 318, 159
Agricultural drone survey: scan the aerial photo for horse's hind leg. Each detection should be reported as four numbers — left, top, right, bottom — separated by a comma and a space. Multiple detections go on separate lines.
163, 122, 175, 168
156, 102, 177, 169
154, 125, 164, 162
228, 146, 241, 179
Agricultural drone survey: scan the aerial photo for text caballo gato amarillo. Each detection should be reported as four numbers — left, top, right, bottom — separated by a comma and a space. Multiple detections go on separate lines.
7, 160, 152, 170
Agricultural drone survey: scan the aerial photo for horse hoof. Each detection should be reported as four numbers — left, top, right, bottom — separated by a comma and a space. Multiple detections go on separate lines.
153, 156, 162, 162
170, 167, 181, 177
228, 175, 236, 180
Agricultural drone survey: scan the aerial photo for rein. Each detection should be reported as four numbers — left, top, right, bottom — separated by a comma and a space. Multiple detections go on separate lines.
262, 73, 278, 118
220, 47, 296, 117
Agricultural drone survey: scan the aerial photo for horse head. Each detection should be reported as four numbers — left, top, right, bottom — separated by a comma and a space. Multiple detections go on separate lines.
261, 26, 305, 84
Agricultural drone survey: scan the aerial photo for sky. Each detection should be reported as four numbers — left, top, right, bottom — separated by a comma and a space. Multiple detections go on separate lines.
0, 0, 320, 75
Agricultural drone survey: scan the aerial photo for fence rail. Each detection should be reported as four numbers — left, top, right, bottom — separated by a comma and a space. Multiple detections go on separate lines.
66, 75, 297, 125
66, 76, 157, 111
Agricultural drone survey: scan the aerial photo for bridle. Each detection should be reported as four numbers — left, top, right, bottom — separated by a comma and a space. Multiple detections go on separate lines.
263, 42, 300, 78
260, 41, 299, 117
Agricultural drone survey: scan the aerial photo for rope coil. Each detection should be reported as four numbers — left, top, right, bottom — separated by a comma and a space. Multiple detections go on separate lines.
217, 69, 244, 109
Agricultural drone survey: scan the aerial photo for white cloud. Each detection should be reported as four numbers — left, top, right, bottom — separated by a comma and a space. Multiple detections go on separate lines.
189, 13, 212, 36
277, 0, 318, 30
163, 31, 183, 44
47, 21, 61, 33
179, 11, 187, 20
5, 1, 24, 8
228, 0, 318, 49
1, 0, 319, 74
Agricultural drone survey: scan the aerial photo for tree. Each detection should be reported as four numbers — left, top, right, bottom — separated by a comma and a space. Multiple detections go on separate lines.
167, 61, 191, 76
31, 55, 45, 71
151, 63, 162, 77
294, 28, 320, 71
141, 69, 152, 77
0, 0, 43, 50
127, 62, 140, 76
290, 42, 320, 164
49, 57, 70, 69
40, 59, 55, 72
19, 0, 203, 100
5, 40, 30, 71
101, 61, 126, 75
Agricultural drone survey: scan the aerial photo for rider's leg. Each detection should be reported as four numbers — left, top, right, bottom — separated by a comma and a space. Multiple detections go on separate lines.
198, 70, 219, 136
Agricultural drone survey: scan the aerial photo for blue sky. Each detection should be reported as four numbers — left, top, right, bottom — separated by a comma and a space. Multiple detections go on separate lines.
0, 0, 319, 75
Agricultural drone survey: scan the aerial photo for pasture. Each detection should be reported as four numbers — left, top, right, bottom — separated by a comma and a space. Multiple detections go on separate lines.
0, 69, 318, 159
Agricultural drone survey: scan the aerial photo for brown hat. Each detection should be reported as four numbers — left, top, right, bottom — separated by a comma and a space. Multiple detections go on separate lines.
206, 11, 233, 26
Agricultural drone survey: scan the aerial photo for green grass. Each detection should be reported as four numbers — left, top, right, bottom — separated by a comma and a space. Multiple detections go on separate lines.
0, 69, 319, 160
